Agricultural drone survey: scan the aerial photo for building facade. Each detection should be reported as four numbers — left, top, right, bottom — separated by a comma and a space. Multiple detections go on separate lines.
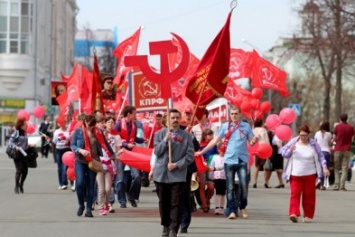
0, 0, 78, 145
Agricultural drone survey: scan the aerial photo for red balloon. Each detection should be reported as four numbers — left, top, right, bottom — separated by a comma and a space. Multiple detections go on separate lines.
240, 100, 252, 112
62, 151, 75, 167
233, 96, 243, 106
250, 99, 260, 110
33, 106, 45, 119
279, 108, 297, 124
257, 143, 273, 159
247, 142, 259, 155
260, 101, 272, 113
67, 166, 75, 181
17, 109, 30, 121
251, 87, 263, 99
265, 114, 281, 131
253, 110, 264, 120
26, 122, 36, 134
275, 125, 293, 141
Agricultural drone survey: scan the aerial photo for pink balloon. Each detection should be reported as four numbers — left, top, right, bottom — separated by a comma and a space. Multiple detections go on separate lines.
17, 109, 30, 121
265, 114, 281, 131
257, 143, 273, 159
279, 108, 296, 124
251, 87, 263, 99
26, 122, 36, 134
33, 106, 45, 119
67, 166, 75, 181
275, 125, 293, 141
260, 101, 272, 113
62, 151, 75, 167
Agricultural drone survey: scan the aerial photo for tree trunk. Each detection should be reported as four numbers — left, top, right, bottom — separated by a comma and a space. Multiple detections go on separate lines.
323, 77, 331, 121
334, 0, 343, 117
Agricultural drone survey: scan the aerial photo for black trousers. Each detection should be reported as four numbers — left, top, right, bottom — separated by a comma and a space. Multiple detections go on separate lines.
155, 182, 185, 232
41, 137, 50, 158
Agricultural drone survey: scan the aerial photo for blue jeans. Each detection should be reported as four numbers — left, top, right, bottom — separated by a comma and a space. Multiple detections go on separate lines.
224, 161, 248, 215
114, 161, 141, 204
75, 160, 97, 212
55, 149, 70, 186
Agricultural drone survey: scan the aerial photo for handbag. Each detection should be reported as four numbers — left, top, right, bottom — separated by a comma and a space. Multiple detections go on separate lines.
27, 159, 38, 168
264, 158, 273, 171
88, 159, 104, 173
6, 145, 20, 160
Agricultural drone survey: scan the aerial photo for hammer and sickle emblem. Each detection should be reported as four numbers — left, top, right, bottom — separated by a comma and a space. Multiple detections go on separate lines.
124, 33, 190, 98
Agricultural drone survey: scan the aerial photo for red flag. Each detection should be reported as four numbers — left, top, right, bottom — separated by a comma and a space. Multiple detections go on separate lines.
249, 50, 289, 96
56, 91, 69, 126
120, 149, 151, 172
229, 48, 253, 80
92, 54, 104, 113
185, 12, 232, 107
224, 80, 251, 107
195, 155, 209, 173
113, 27, 141, 85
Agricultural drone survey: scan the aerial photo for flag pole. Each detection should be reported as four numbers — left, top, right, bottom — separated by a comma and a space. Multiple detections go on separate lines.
116, 87, 129, 121
167, 99, 172, 163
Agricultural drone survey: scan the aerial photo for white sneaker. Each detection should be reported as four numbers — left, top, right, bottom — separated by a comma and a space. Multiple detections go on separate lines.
240, 209, 248, 219
303, 217, 312, 223
228, 212, 236, 219
62, 185, 67, 190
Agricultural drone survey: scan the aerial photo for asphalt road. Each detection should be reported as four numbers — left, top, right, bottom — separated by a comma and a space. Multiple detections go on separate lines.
0, 149, 354, 237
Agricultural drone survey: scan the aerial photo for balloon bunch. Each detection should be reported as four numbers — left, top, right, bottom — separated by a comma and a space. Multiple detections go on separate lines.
62, 151, 76, 181
236, 87, 271, 121
265, 108, 296, 141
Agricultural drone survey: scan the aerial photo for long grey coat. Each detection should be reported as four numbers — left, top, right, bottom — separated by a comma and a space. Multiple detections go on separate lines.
153, 127, 194, 183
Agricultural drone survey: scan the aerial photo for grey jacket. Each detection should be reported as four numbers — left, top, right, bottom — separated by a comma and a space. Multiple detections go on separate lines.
153, 127, 194, 183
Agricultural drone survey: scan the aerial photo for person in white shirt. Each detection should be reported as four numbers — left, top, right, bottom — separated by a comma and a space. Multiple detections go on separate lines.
314, 121, 332, 190
52, 122, 71, 190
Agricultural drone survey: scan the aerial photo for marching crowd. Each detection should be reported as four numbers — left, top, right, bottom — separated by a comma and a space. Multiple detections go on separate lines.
6, 104, 355, 237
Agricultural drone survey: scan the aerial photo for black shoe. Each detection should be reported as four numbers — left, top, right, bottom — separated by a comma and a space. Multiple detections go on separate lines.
14, 187, 19, 194
85, 211, 93, 217
275, 184, 285, 188
180, 228, 188, 233
120, 203, 127, 208
169, 230, 177, 237
253, 183, 257, 188
264, 183, 271, 188
77, 206, 85, 216
19, 185, 24, 193
129, 200, 137, 207
162, 226, 169, 237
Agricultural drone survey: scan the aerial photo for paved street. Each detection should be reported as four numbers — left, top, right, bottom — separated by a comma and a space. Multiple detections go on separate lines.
0, 148, 354, 237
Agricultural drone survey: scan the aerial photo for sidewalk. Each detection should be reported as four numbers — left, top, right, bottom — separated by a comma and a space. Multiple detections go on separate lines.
0, 151, 354, 237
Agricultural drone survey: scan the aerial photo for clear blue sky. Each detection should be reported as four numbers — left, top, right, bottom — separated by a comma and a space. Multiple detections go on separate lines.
76, 0, 300, 59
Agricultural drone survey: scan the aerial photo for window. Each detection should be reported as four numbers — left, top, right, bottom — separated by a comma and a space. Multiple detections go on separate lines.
10, 16, 19, 31
1, 0, 33, 54
10, 40, 18, 53
21, 2, 28, 15
10, 2, 19, 16
0, 2, 8, 15
0, 16, 7, 31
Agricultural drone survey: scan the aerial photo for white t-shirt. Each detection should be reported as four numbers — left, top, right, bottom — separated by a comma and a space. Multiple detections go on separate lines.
52, 128, 70, 150
314, 131, 332, 153
253, 127, 270, 144
291, 144, 316, 176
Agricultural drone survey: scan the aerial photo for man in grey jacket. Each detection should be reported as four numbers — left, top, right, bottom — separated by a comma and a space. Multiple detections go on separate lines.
153, 109, 194, 237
